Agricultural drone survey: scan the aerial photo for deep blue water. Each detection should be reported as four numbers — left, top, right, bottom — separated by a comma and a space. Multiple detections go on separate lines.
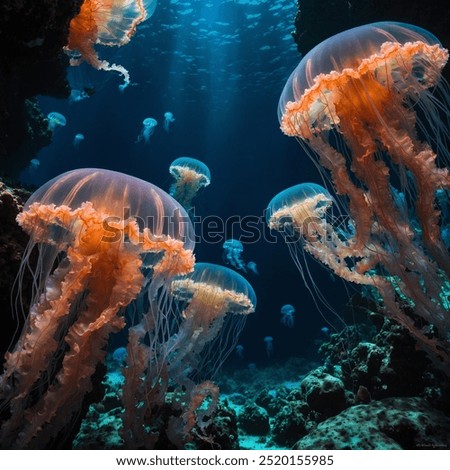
21, 0, 350, 366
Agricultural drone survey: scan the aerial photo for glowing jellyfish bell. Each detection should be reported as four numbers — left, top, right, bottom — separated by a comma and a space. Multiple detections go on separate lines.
169, 157, 211, 211
137, 117, 158, 144
163, 112, 175, 132
73, 133, 85, 148
47, 112, 66, 132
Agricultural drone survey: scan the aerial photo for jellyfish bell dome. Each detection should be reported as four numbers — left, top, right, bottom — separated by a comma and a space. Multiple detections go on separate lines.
143, 117, 158, 127
172, 262, 256, 314
169, 157, 211, 186
266, 183, 334, 231
24, 168, 195, 250
278, 21, 447, 129
280, 304, 295, 315
223, 239, 243, 251
47, 112, 67, 131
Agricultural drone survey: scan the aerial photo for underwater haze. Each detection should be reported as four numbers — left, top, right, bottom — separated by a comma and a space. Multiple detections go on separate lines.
22, 0, 347, 364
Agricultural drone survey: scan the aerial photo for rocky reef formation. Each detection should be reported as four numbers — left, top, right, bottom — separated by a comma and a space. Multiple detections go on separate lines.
0, 0, 83, 176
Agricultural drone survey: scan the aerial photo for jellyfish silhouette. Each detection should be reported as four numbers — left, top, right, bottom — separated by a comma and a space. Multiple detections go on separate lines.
163, 112, 175, 132
280, 304, 295, 328
223, 239, 246, 272
137, 117, 158, 144
67, 0, 157, 90
169, 157, 211, 211
278, 22, 450, 368
235, 344, 245, 359
28, 159, 40, 171
73, 133, 85, 148
0, 168, 195, 448
246, 261, 259, 275
264, 336, 274, 359
47, 112, 66, 132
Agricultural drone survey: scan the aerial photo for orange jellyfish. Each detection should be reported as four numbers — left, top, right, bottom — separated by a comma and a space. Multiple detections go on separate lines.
122, 262, 256, 448
0, 168, 194, 448
278, 22, 450, 369
169, 157, 211, 212
67, 0, 157, 90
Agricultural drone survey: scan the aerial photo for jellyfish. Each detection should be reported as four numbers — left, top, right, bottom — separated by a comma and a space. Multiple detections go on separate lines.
223, 239, 247, 272
264, 336, 273, 359
277, 22, 450, 368
246, 261, 259, 275
28, 159, 40, 171
163, 111, 175, 132
235, 344, 245, 359
137, 117, 158, 144
69, 88, 90, 103
67, 0, 157, 90
169, 157, 211, 211
112, 346, 128, 366
47, 111, 66, 132
123, 262, 256, 447
280, 304, 295, 328
0, 168, 195, 448
73, 133, 85, 148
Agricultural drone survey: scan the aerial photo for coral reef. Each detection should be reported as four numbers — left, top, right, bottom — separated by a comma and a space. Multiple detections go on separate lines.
294, 397, 450, 449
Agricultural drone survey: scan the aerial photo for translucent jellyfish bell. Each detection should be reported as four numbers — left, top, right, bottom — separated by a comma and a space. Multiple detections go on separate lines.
170, 262, 256, 378
280, 304, 295, 328
169, 157, 211, 211
47, 112, 67, 132
163, 112, 175, 132
73, 133, 85, 148
137, 117, 158, 144
223, 239, 247, 272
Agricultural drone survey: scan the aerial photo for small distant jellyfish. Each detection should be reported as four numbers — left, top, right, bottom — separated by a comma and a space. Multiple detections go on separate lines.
73, 133, 85, 149
28, 159, 40, 171
264, 336, 273, 359
247, 261, 259, 275
163, 111, 175, 132
47, 112, 66, 132
280, 304, 295, 328
169, 157, 211, 211
320, 326, 330, 336
69, 89, 89, 103
235, 344, 244, 360
223, 239, 246, 272
137, 117, 158, 144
